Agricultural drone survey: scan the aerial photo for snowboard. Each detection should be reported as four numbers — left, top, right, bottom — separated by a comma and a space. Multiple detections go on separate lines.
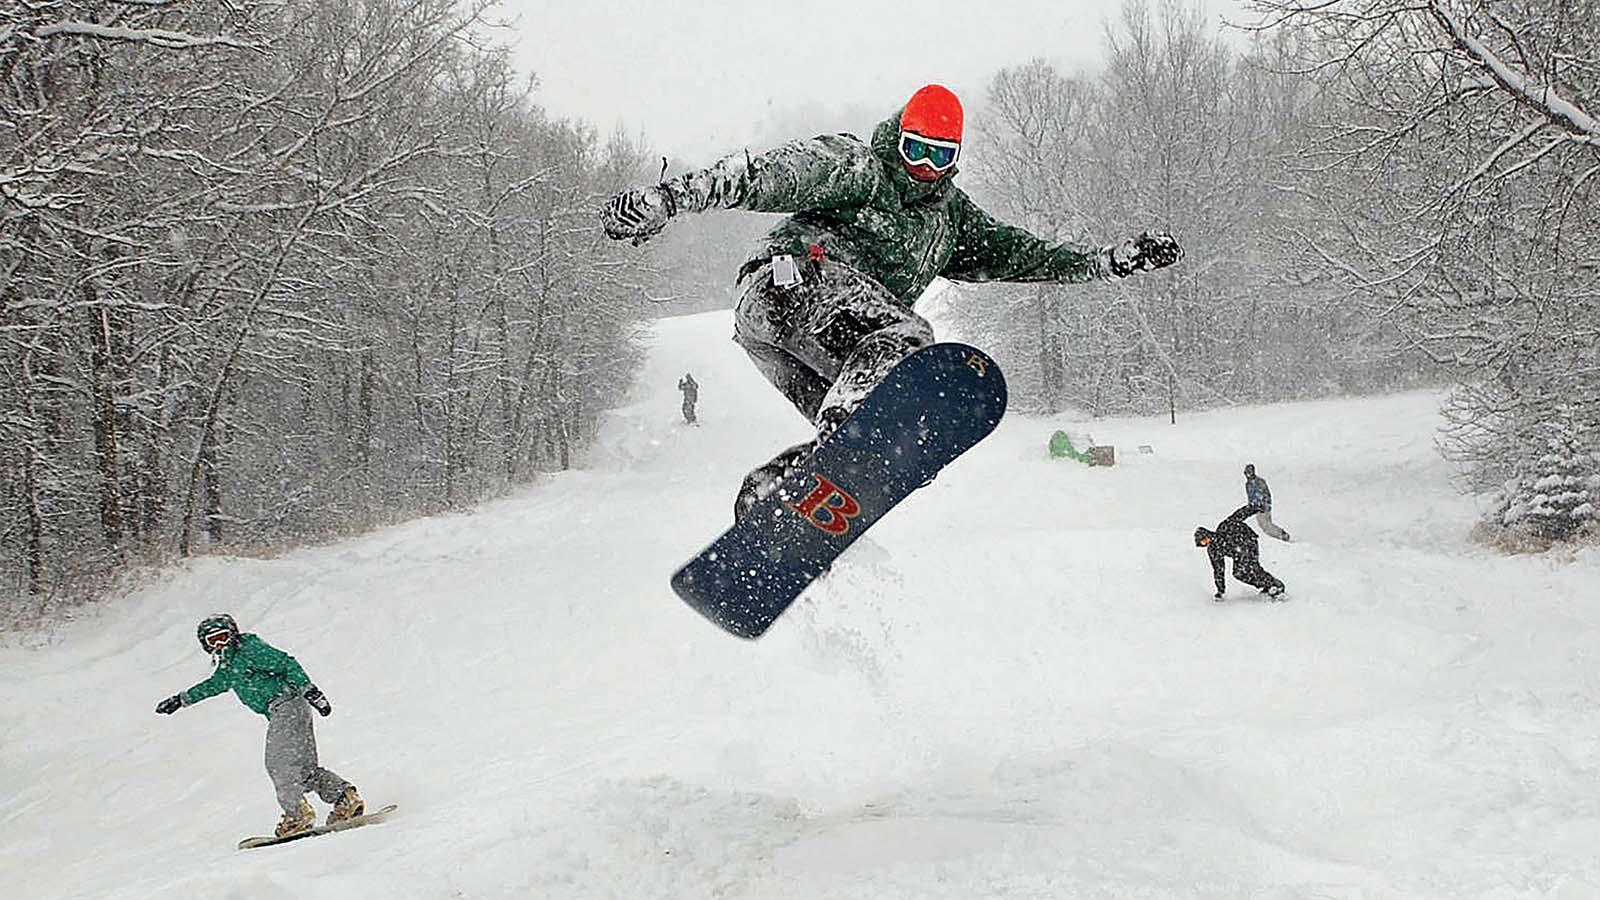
671, 342, 1008, 639
238, 803, 397, 850
1213, 591, 1288, 603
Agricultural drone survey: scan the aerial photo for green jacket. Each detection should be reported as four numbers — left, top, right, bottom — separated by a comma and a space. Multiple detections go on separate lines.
665, 108, 1110, 304
181, 634, 312, 716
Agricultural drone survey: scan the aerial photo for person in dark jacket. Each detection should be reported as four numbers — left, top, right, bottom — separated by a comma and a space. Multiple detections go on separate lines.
1243, 463, 1291, 541
1194, 505, 1286, 601
155, 614, 364, 838
601, 84, 1182, 521
678, 372, 699, 425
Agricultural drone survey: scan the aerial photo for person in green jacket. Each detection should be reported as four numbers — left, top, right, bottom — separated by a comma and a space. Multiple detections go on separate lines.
156, 614, 364, 838
601, 84, 1182, 520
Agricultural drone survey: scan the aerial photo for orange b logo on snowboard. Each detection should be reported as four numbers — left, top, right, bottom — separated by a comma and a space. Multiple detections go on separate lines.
789, 474, 862, 535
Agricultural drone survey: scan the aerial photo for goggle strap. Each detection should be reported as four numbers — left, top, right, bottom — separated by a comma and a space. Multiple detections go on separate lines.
900, 130, 960, 151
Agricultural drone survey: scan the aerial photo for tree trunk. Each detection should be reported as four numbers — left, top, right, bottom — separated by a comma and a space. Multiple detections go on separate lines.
358, 347, 375, 472
1036, 287, 1067, 414
83, 299, 124, 553
200, 429, 223, 546
22, 443, 45, 594
18, 355, 46, 595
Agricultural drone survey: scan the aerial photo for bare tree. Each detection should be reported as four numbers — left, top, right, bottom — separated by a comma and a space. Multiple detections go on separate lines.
0, 0, 655, 611
959, 0, 1386, 416
1247, 0, 1600, 534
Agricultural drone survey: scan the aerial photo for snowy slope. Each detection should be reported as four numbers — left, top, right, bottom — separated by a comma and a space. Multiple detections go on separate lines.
5, 309, 1600, 900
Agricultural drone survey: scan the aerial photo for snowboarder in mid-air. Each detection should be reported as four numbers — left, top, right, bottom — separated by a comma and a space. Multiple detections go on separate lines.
678, 372, 699, 424
1195, 506, 1287, 601
156, 615, 364, 838
601, 84, 1182, 521
1244, 463, 1291, 541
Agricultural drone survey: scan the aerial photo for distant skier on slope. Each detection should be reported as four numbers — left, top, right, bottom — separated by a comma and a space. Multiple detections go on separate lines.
155, 615, 364, 838
1194, 505, 1287, 601
679, 372, 699, 424
1244, 463, 1292, 542
600, 84, 1182, 521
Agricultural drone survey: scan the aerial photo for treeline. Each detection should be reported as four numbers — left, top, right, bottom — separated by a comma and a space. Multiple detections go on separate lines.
1252, 0, 1599, 543
0, 1, 656, 608
944, 0, 1598, 543
945, 0, 1425, 418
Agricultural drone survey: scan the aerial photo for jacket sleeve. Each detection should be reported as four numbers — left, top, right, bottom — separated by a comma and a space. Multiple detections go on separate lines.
942, 192, 1111, 284
1209, 547, 1227, 594
664, 136, 884, 215
181, 669, 228, 705
1227, 504, 1264, 523
246, 639, 312, 689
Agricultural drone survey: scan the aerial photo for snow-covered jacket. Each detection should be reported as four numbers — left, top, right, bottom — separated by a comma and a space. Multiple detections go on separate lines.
1245, 474, 1272, 510
1206, 505, 1265, 594
660, 108, 1111, 305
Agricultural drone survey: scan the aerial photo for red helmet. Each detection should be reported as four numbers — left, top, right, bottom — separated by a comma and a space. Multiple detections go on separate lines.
898, 84, 963, 181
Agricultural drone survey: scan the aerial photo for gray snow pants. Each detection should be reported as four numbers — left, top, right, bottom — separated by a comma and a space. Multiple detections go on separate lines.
1254, 509, 1291, 542
264, 693, 349, 814
732, 257, 934, 432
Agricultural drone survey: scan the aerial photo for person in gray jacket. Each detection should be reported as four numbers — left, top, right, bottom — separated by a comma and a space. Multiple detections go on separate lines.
1244, 464, 1292, 542
678, 372, 699, 425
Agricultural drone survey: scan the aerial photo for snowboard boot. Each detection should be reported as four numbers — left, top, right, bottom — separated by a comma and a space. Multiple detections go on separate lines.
275, 796, 316, 838
734, 439, 817, 522
1263, 583, 1286, 601
327, 785, 365, 825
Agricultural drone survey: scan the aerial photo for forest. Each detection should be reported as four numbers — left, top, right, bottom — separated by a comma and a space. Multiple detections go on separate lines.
2, 0, 1595, 611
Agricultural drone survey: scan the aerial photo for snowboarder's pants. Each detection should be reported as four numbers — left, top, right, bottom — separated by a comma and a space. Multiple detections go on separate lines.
1254, 510, 1290, 541
1231, 558, 1284, 593
682, 398, 696, 424
732, 258, 934, 431
264, 694, 350, 814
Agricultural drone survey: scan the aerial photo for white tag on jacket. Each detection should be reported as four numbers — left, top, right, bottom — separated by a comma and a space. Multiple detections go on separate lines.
771, 254, 802, 287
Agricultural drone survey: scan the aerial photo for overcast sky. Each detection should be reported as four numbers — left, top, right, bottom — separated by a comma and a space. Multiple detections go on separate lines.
497, 0, 1246, 165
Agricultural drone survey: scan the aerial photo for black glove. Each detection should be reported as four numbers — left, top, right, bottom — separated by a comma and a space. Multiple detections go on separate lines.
1108, 231, 1183, 278
1212, 591, 1225, 602
600, 185, 677, 245
304, 686, 332, 717
156, 694, 183, 715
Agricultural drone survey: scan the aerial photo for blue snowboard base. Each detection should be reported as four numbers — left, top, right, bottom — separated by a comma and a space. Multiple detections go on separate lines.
671, 342, 1007, 638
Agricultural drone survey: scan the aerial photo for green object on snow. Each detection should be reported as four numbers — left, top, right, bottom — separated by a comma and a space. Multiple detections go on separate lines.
1049, 430, 1091, 463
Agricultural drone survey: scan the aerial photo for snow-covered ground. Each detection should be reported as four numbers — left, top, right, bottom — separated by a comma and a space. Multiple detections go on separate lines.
5, 309, 1600, 900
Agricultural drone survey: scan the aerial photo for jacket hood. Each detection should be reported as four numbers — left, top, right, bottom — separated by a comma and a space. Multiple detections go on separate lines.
871, 108, 956, 204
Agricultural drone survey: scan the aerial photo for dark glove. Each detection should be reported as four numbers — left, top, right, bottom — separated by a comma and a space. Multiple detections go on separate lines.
304, 686, 332, 717
1213, 591, 1225, 602
156, 694, 183, 715
600, 185, 677, 245
1108, 231, 1183, 278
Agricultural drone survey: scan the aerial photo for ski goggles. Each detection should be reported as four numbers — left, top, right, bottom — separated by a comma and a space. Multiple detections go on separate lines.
201, 628, 233, 650
898, 131, 960, 172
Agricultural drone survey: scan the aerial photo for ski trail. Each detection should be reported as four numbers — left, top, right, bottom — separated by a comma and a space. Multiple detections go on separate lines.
4, 310, 1600, 900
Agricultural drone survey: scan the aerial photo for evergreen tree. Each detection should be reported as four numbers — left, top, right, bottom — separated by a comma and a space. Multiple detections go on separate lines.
1498, 411, 1600, 541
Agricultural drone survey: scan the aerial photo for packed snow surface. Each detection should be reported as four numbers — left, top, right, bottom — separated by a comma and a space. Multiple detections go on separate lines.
5, 310, 1599, 899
